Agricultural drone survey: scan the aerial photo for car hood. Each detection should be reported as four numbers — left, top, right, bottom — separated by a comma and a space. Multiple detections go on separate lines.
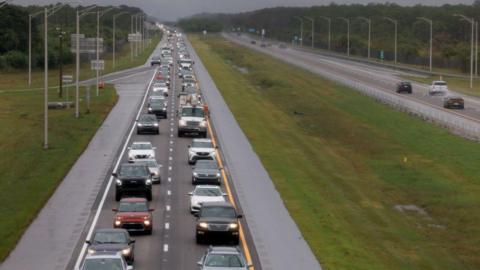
128, 149, 154, 156
191, 147, 215, 153
89, 243, 129, 252
193, 168, 219, 175
116, 212, 150, 218
191, 196, 225, 206
181, 117, 204, 122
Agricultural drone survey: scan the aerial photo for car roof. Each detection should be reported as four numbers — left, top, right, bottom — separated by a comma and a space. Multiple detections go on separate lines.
433, 80, 446, 83
193, 138, 212, 143
120, 197, 148, 203
195, 185, 221, 189
208, 246, 241, 254
132, 141, 152, 145
84, 251, 124, 259
201, 201, 234, 208
94, 228, 128, 234
195, 160, 218, 166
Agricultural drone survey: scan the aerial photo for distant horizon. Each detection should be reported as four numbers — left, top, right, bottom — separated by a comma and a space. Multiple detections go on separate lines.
11, 0, 475, 21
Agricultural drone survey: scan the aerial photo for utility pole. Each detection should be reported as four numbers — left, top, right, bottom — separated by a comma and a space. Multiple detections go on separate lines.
75, 5, 97, 118
417, 17, 433, 72
113, 12, 128, 70
57, 27, 65, 98
358, 17, 371, 59
455, 14, 475, 88
294, 16, 303, 47
384, 17, 398, 64
339, 17, 350, 56
305, 17, 314, 49
320, 16, 331, 50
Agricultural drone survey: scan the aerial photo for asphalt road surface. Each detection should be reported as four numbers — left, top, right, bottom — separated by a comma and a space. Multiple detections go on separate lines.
71, 35, 260, 270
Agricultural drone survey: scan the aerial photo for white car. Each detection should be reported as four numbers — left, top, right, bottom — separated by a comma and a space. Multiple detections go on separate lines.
189, 185, 226, 213
429, 81, 448, 96
128, 142, 156, 162
152, 82, 169, 96
80, 252, 133, 270
188, 139, 216, 164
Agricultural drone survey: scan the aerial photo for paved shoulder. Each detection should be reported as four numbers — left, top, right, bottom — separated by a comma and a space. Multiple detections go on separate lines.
186, 36, 322, 270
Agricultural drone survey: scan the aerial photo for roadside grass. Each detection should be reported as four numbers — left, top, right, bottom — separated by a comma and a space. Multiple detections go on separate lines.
0, 35, 160, 91
0, 85, 117, 261
402, 74, 480, 97
190, 34, 480, 270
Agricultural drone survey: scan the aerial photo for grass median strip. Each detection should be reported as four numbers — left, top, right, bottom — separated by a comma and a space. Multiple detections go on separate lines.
190, 34, 480, 270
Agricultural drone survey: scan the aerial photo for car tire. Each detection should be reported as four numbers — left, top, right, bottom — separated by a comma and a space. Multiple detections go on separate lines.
232, 236, 240, 245
146, 191, 152, 201
115, 192, 122, 201
196, 234, 203, 244
146, 229, 152, 235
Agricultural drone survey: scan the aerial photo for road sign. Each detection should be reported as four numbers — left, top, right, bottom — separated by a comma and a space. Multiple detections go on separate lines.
70, 35, 103, 54
91, 60, 105, 71
128, 33, 142, 42
62, 75, 73, 83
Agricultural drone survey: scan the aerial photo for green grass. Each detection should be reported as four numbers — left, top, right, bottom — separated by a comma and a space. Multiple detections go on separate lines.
0, 85, 118, 261
190, 34, 480, 270
0, 35, 161, 91
402, 74, 480, 97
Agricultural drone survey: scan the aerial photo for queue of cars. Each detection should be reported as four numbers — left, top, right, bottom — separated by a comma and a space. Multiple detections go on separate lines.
79, 30, 251, 270
395, 80, 465, 109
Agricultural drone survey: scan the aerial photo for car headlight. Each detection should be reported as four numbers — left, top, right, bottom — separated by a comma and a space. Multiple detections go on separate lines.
199, 222, 208, 229
115, 220, 122, 226
137, 123, 144, 127
229, 223, 238, 229
199, 121, 207, 128
144, 220, 151, 226
163, 108, 167, 111
179, 119, 187, 126
154, 123, 159, 127
216, 173, 221, 177
116, 179, 122, 186
193, 172, 198, 177
146, 179, 152, 185
121, 247, 131, 256
148, 107, 153, 111
87, 248, 96, 255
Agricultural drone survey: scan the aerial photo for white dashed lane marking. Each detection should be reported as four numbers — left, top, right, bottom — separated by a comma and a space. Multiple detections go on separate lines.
163, 244, 169, 252
165, 223, 170, 230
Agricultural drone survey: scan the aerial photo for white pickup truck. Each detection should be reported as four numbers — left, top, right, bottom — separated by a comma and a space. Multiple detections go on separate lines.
428, 81, 448, 96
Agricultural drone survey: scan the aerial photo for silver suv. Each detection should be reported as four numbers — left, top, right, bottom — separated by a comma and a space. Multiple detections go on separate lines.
197, 246, 252, 270
81, 252, 133, 270
188, 139, 216, 164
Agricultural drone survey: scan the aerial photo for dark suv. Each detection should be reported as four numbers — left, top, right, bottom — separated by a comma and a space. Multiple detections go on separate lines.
396, 81, 412, 94
136, 114, 159, 134
148, 100, 167, 119
113, 163, 153, 201
150, 56, 161, 66
195, 202, 242, 245
192, 160, 221, 185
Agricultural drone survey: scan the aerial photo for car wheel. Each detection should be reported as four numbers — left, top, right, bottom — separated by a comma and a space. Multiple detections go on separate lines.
146, 191, 152, 201
115, 192, 121, 201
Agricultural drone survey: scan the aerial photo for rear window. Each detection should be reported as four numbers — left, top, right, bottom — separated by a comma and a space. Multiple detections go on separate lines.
434, 82, 447, 86
119, 165, 149, 177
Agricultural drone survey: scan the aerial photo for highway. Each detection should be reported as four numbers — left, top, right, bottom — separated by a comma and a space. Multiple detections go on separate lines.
71, 34, 260, 270
227, 33, 480, 125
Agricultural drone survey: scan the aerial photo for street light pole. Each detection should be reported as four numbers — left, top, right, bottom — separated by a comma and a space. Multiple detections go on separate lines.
130, 15, 134, 60
358, 17, 371, 59
384, 17, 398, 64
320, 16, 331, 50
95, 6, 116, 96
339, 17, 350, 56
113, 12, 128, 70
417, 17, 433, 72
294, 16, 303, 47
305, 17, 314, 49
455, 14, 475, 88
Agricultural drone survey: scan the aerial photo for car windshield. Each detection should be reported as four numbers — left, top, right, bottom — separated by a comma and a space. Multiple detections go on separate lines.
136, 160, 158, 168
119, 165, 149, 177
434, 82, 447, 86
194, 187, 222, 196
192, 141, 213, 148
131, 143, 152, 150
196, 162, 218, 170
150, 101, 166, 108
205, 254, 244, 267
154, 83, 167, 87
139, 115, 156, 122
184, 79, 195, 83
201, 206, 236, 218
83, 258, 124, 270
92, 232, 127, 244
118, 201, 149, 212
182, 107, 204, 117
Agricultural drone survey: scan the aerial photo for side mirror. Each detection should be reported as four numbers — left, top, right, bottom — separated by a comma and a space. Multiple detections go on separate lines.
149, 208, 155, 212
187, 145, 191, 148
197, 261, 202, 266
85, 240, 91, 245
112, 208, 118, 212
129, 240, 136, 244
151, 172, 155, 176
222, 193, 228, 196
152, 147, 157, 150
215, 146, 218, 149
193, 212, 199, 217
188, 192, 193, 196
127, 266, 134, 270
127, 147, 131, 150
247, 264, 253, 269
237, 214, 243, 218
112, 172, 118, 177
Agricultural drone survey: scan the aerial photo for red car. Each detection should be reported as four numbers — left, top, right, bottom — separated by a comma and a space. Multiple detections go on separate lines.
113, 198, 154, 235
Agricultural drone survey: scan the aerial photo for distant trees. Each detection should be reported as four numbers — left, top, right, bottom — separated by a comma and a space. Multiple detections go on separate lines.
177, 3, 480, 72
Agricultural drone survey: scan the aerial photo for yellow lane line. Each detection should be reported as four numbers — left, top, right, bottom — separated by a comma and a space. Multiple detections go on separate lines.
206, 116, 255, 269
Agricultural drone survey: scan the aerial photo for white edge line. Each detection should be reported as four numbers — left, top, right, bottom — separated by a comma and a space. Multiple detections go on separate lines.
73, 67, 158, 270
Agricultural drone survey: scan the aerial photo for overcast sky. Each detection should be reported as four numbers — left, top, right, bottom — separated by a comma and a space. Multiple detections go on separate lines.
13, 0, 474, 21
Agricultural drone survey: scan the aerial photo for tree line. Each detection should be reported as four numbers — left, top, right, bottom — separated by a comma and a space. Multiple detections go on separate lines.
0, 4, 149, 70
178, 2, 480, 72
